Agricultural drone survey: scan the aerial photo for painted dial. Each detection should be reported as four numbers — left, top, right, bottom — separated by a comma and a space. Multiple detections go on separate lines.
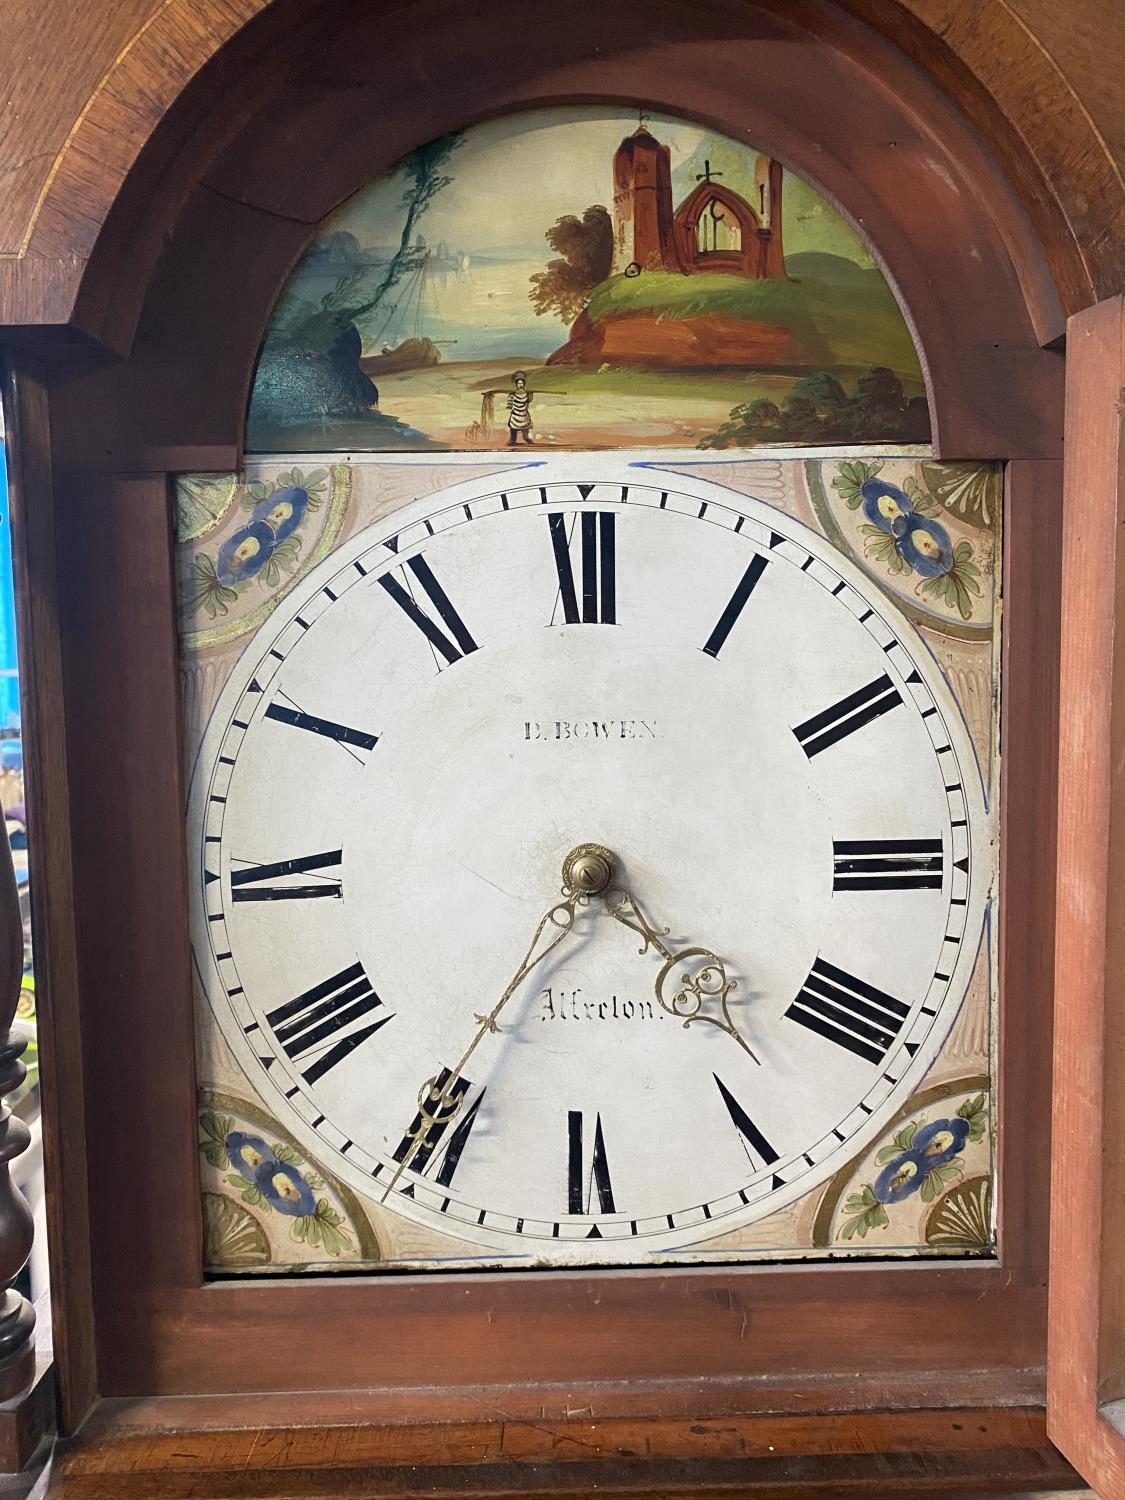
188, 461, 989, 1264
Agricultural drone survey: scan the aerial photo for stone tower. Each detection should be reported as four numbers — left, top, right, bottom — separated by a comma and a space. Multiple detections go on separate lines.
754, 154, 786, 279
611, 122, 679, 274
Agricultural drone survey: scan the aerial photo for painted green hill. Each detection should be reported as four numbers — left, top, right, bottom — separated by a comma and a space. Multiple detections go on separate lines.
584, 270, 921, 381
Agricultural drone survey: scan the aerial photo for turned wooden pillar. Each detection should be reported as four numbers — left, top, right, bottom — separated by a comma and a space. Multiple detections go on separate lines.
0, 808, 34, 1400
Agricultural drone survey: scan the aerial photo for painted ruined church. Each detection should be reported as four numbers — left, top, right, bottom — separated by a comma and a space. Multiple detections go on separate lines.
612, 120, 786, 280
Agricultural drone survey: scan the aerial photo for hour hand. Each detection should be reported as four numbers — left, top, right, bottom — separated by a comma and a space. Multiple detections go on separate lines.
603, 886, 759, 1063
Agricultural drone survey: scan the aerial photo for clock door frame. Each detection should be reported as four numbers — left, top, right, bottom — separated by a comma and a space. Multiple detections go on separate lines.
1, 0, 1077, 1490
1048, 291, 1125, 1493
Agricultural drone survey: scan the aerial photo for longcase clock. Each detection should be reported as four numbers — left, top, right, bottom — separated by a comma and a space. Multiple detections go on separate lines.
0, 0, 1111, 1494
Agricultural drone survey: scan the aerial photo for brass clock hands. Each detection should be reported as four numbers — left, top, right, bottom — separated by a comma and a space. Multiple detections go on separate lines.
601, 877, 760, 1065
381, 849, 602, 1200
384, 843, 757, 1198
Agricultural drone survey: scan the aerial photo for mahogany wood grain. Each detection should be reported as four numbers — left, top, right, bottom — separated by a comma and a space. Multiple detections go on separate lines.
43, 464, 1057, 1408
45, 0, 1064, 469
37, 1401, 1082, 1499
1, 0, 1121, 334
999, 460, 1063, 1272
0, 0, 1081, 1489
842, 0, 1125, 318
1048, 293, 1125, 1491
1, 364, 96, 1435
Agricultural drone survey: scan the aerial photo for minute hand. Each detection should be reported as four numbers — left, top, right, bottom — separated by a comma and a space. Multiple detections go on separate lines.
382, 887, 585, 1200
603, 886, 759, 1063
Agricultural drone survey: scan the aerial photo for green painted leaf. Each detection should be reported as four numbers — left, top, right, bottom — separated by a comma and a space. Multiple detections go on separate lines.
920, 1160, 963, 1203
838, 1197, 889, 1241
958, 1094, 987, 1142
317, 1220, 353, 1256
243, 480, 272, 507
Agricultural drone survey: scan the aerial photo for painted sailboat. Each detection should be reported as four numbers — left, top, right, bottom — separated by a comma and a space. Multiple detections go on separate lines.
359, 247, 453, 375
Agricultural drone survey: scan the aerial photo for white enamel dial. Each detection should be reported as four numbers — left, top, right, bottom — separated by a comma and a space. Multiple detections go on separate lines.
188, 459, 990, 1264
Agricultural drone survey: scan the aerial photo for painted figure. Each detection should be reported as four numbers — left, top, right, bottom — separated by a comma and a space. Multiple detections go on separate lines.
506, 372, 534, 445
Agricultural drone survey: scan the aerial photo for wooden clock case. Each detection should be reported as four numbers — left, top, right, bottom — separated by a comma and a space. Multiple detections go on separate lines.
0, 0, 1116, 1492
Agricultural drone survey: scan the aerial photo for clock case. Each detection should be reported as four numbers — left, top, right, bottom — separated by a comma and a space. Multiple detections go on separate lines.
0, 0, 1083, 1493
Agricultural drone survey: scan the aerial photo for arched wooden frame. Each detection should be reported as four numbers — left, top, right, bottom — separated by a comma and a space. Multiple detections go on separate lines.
4, 0, 1069, 1488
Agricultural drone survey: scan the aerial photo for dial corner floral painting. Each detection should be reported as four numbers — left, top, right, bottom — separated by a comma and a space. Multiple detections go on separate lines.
184, 89, 994, 1282
179, 440, 999, 1275
246, 104, 929, 455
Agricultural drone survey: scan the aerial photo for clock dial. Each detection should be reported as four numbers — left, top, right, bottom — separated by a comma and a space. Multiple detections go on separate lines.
188, 462, 990, 1265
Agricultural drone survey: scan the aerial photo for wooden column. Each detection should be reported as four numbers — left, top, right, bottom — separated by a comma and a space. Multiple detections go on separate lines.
0, 809, 33, 1402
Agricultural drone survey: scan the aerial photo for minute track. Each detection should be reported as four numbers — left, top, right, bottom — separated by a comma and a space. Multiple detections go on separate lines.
190, 462, 987, 1264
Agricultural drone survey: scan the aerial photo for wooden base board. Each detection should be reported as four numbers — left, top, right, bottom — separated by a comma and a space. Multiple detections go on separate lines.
0, 1354, 53, 1477
36, 1401, 1080, 1498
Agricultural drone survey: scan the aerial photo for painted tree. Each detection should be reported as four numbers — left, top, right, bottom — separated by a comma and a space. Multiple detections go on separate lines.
303, 133, 463, 351
530, 206, 615, 322
250, 134, 462, 430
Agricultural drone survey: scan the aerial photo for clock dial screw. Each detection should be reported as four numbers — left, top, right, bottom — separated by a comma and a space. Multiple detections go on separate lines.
563, 843, 615, 896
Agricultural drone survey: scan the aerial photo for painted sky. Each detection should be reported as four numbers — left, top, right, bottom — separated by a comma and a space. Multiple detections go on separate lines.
266, 105, 898, 361
331, 106, 877, 267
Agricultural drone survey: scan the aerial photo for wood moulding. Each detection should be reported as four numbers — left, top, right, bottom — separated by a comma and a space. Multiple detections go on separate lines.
1048, 293, 1125, 1491
45, 0, 1064, 474
0, 0, 1077, 1492
40, 1398, 1081, 1499
0, 0, 1118, 335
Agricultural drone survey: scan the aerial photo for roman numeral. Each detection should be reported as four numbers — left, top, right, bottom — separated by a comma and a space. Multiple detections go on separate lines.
230, 849, 342, 901
702, 555, 768, 658
430, 1092, 485, 1187
265, 698, 378, 755
548, 512, 616, 624
793, 673, 902, 758
379, 556, 478, 665
833, 838, 944, 891
265, 961, 391, 1084
714, 1074, 779, 1169
786, 957, 909, 1065
568, 1110, 616, 1214
392, 1068, 476, 1175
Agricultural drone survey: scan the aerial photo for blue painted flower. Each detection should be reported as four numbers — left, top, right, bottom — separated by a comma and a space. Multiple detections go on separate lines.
860, 478, 914, 534
255, 1159, 316, 1217
873, 1150, 925, 1204
897, 515, 954, 577
872, 1116, 970, 1205
914, 1116, 970, 1166
225, 1130, 276, 1179
216, 520, 275, 586
251, 484, 310, 543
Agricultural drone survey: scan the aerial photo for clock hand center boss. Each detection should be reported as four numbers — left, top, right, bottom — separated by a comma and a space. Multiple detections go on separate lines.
391, 842, 758, 1193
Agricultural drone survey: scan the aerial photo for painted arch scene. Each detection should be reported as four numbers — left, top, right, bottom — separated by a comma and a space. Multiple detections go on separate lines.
247, 107, 930, 454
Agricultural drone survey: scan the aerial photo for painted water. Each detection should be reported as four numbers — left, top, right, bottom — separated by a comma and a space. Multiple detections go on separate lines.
247, 106, 928, 453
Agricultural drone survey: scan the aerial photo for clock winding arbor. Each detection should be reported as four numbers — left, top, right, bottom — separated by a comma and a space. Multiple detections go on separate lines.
0, 0, 1122, 1494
